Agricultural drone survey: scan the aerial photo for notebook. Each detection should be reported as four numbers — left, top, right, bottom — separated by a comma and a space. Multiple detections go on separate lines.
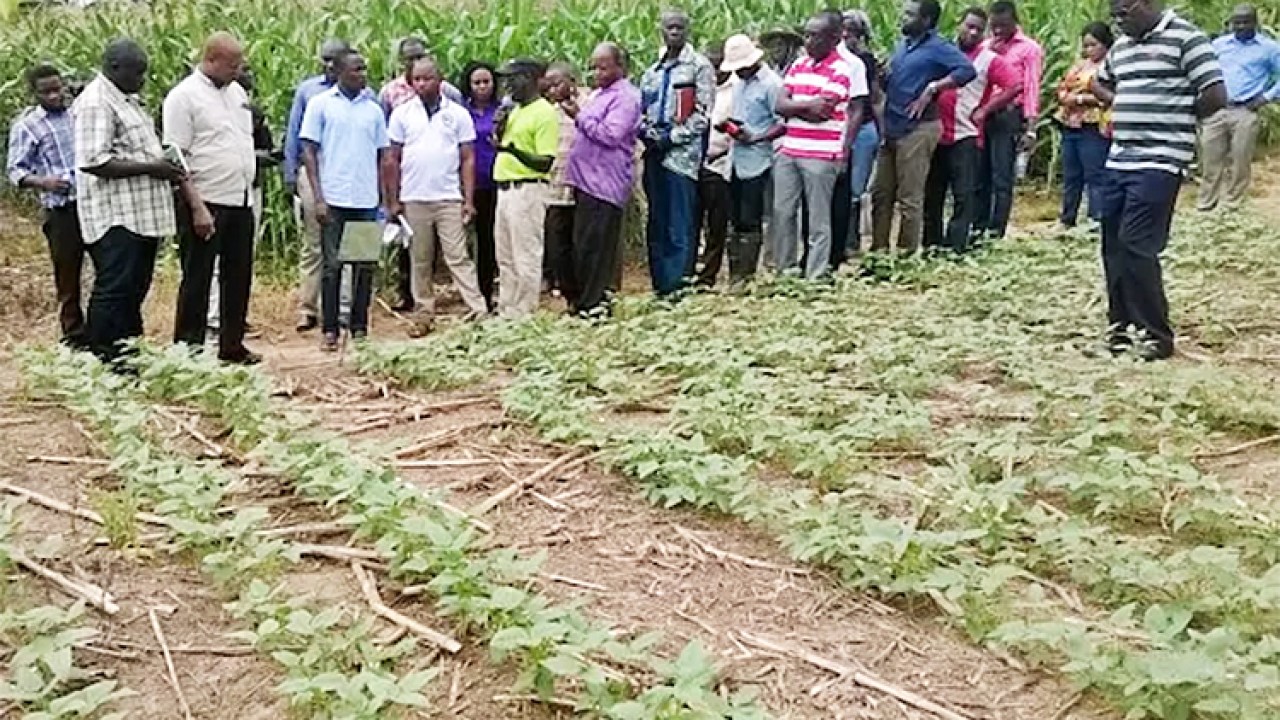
338, 221, 383, 263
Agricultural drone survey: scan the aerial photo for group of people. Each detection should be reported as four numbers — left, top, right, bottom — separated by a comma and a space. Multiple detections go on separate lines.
5, 0, 1277, 365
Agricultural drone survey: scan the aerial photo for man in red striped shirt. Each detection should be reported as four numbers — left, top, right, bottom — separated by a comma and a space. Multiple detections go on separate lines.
923, 6, 1022, 251
772, 9, 867, 279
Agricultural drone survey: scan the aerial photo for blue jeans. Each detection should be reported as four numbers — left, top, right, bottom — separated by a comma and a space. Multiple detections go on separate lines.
1060, 126, 1111, 226
849, 122, 879, 198
320, 206, 376, 335
643, 152, 697, 296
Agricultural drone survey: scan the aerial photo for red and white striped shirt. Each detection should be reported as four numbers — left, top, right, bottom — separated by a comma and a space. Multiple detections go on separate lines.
937, 45, 1019, 146
780, 51, 864, 161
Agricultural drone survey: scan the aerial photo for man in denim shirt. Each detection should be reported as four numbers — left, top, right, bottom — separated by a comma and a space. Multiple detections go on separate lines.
640, 10, 715, 297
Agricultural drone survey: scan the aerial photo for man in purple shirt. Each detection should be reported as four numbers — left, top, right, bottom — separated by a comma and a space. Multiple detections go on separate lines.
561, 43, 642, 315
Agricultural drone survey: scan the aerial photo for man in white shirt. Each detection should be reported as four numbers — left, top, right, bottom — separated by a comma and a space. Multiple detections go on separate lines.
384, 57, 488, 337
163, 32, 260, 364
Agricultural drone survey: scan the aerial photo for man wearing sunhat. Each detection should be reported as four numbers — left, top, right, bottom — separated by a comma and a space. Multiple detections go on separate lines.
719, 33, 783, 285
492, 58, 559, 319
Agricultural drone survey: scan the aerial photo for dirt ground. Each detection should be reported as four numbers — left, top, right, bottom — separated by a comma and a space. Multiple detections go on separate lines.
12, 157, 1280, 719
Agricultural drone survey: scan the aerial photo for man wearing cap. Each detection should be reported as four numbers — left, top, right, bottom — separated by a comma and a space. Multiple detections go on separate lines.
773, 10, 865, 279
720, 34, 783, 285
492, 58, 559, 319
640, 10, 716, 297
1198, 5, 1280, 211
562, 42, 642, 315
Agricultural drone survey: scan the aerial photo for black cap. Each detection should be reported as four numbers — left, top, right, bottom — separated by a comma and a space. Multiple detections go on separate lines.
496, 57, 545, 76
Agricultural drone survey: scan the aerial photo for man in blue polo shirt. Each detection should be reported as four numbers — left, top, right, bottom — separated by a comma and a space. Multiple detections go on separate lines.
1197, 4, 1279, 211
300, 49, 389, 352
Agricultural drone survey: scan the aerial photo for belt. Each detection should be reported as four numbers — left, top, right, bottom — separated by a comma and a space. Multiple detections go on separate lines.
1229, 98, 1259, 109
497, 179, 548, 191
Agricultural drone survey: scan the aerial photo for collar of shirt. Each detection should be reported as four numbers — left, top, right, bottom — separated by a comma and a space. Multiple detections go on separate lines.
655, 43, 699, 69
1136, 11, 1177, 42
324, 85, 378, 105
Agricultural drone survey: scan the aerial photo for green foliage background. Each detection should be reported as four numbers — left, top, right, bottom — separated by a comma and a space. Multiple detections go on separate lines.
0, 0, 1273, 273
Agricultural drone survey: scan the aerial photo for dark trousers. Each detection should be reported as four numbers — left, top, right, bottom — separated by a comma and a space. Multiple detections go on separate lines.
563, 189, 624, 314
545, 204, 574, 291
394, 244, 413, 308
643, 152, 697, 296
1099, 169, 1181, 356
830, 169, 853, 269
474, 187, 498, 309
85, 226, 158, 361
1060, 126, 1111, 226
729, 170, 768, 282
41, 204, 86, 344
320, 207, 376, 335
692, 168, 730, 286
174, 202, 255, 358
975, 107, 1022, 238
923, 138, 981, 252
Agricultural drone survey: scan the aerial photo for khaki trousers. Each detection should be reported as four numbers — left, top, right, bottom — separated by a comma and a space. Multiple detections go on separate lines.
1198, 106, 1261, 211
402, 200, 488, 317
494, 183, 549, 319
871, 120, 942, 253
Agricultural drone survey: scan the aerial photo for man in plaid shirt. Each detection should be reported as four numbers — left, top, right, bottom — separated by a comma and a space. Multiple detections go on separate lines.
73, 39, 192, 362
7, 64, 85, 347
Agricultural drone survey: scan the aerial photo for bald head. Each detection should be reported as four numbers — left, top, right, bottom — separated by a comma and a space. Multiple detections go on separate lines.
102, 38, 148, 94
201, 32, 244, 87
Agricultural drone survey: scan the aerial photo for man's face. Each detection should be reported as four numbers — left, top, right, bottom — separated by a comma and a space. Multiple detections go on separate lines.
804, 17, 838, 60
1230, 10, 1257, 41
706, 48, 728, 84
400, 42, 427, 73
661, 15, 688, 51
900, 2, 927, 36
338, 54, 368, 92
207, 47, 244, 87
505, 70, 537, 101
320, 41, 347, 79
545, 69, 573, 102
958, 13, 987, 49
410, 61, 441, 99
34, 75, 65, 111
989, 12, 1017, 42
113, 55, 148, 94
591, 49, 621, 88
1111, 0, 1151, 38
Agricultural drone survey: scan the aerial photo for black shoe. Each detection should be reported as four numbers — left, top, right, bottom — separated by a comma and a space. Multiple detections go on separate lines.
296, 315, 318, 333
220, 349, 262, 366
320, 332, 340, 352
391, 299, 415, 313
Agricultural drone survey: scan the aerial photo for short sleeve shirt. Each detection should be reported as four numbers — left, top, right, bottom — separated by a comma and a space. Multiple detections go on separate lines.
388, 96, 476, 203
162, 70, 256, 207
780, 51, 857, 162
493, 98, 560, 182
1098, 11, 1223, 175
299, 86, 389, 209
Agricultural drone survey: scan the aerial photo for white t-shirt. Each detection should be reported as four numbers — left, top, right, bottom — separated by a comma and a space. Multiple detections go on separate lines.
387, 96, 477, 203
837, 43, 871, 100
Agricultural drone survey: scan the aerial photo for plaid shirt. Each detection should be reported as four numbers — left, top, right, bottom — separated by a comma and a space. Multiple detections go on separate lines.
7, 106, 76, 208
72, 75, 176, 243
547, 90, 588, 206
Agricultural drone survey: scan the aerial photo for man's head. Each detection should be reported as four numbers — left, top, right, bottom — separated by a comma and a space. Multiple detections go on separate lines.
958, 7, 988, 50
988, 1, 1019, 42
333, 50, 368, 94
320, 38, 351, 81
499, 59, 545, 103
398, 37, 428, 75
705, 41, 729, 84
660, 10, 690, 54
200, 32, 244, 88
1230, 5, 1258, 41
1110, 0, 1162, 39
409, 57, 442, 101
803, 10, 844, 61
544, 61, 577, 103
27, 64, 65, 112
901, 0, 941, 37
591, 43, 627, 89
102, 38, 149, 95
843, 10, 871, 49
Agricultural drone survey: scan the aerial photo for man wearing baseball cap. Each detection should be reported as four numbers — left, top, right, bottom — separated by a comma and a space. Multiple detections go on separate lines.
719, 33, 783, 285
491, 58, 559, 319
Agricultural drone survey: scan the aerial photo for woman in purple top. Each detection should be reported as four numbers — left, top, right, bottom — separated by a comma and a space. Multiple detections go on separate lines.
460, 62, 500, 310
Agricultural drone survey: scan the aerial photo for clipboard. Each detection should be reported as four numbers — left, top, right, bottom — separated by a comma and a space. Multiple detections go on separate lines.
338, 221, 383, 263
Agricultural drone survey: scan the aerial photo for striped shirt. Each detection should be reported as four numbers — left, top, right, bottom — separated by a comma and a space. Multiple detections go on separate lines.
6, 106, 76, 208
1097, 11, 1223, 175
938, 46, 1018, 146
779, 51, 864, 162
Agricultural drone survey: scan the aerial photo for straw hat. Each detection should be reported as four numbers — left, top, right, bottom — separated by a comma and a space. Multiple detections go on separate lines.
720, 34, 764, 73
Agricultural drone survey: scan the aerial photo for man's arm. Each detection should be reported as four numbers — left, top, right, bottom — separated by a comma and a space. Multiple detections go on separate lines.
668, 59, 714, 146
300, 140, 326, 222
162, 89, 214, 238
576, 93, 640, 149
1256, 41, 1280, 106
7, 120, 68, 193
459, 142, 476, 223
282, 84, 308, 192
1020, 41, 1045, 121
75, 102, 178, 180
382, 142, 403, 216
1181, 31, 1227, 119
977, 54, 1025, 125
499, 144, 554, 173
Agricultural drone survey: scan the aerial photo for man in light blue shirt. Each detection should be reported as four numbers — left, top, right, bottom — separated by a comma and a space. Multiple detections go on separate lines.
720, 34, 783, 286
286, 38, 350, 331
1198, 4, 1280, 210
300, 49, 388, 351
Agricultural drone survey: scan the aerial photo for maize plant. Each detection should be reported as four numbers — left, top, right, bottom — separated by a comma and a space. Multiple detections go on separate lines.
0, 0, 1269, 270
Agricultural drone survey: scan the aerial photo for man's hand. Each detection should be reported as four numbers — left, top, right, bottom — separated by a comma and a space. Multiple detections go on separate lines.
735, 128, 757, 145
462, 203, 476, 225
148, 160, 186, 183
314, 198, 330, 225
907, 82, 938, 119
385, 201, 404, 220
972, 107, 988, 128
36, 177, 73, 193
192, 203, 215, 241
560, 98, 580, 119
